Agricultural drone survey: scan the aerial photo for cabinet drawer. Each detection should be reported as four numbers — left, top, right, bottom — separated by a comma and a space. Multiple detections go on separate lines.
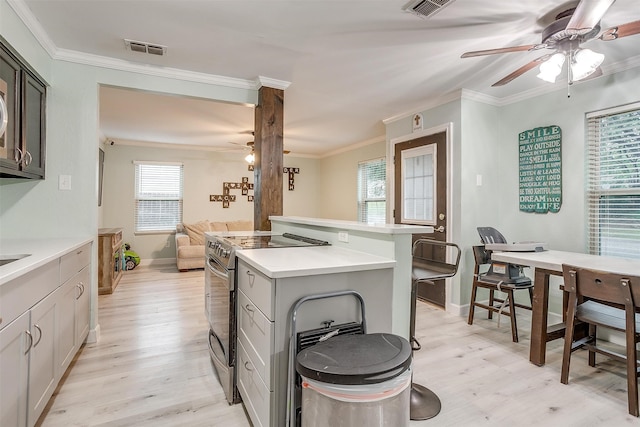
0, 260, 58, 331
60, 243, 91, 284
237, 262, 273, 319
238, 289, 273, 388
237, 340, 271, 427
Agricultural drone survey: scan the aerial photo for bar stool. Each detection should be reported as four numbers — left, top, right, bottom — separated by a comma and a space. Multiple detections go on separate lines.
410, 239, 461, 420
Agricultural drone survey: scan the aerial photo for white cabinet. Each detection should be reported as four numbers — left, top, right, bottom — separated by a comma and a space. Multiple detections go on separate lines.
0, 311, 30, 427
74, 265, 90, 346
0, 241, 92, 427
27, 288, 59, 427
235, 258, 394, 427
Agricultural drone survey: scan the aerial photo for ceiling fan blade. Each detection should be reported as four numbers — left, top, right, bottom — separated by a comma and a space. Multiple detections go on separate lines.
491, 55, 552, 87
461, 44, 541, 58
566, 0, 616, 35
599, 20, 640, 40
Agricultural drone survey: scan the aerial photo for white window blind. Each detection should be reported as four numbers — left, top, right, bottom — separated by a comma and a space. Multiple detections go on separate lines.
587, 104, 640, 259
134, 162, 183, 233
357, 158, 386, 223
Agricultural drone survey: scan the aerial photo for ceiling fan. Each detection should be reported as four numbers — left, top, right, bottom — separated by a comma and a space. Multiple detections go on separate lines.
228, 141, 291, 163
461, 0, 640, 87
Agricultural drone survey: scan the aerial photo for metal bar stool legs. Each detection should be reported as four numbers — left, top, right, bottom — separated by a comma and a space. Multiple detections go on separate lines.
409, 278, 441, 421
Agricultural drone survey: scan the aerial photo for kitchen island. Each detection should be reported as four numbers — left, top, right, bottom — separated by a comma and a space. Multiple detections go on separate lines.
234, 245, 395, 427
270, 216, 435, 338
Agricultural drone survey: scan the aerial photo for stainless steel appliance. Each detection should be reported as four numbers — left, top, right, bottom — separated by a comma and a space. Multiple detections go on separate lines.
205, 232, 330, 404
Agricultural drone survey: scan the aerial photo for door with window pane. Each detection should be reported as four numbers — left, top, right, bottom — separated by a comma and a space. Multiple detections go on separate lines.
394, 131, 447, 307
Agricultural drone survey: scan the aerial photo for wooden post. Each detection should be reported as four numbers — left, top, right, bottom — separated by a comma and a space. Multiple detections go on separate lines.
253, 86, 284, 231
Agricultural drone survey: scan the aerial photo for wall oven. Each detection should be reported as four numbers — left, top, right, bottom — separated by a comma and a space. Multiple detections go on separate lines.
205, 232, 329, 405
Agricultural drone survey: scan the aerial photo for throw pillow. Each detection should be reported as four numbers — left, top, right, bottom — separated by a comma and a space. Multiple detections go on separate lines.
184, 220, 210, 245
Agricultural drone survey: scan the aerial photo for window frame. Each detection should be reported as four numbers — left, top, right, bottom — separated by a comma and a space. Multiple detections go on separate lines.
134, 161, 184, 234
586, 102, 640, 260
357, 157, 386, 224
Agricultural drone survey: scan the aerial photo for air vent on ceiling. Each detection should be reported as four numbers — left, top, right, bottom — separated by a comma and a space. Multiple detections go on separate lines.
124, 39, 167, 56
402, 0, 455, 19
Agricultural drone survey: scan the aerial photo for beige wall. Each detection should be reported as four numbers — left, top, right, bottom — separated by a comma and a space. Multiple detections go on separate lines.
100, 142, 320, 260
317, 141, 387, 221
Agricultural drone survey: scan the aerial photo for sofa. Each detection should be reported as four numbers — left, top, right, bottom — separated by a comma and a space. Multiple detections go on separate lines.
175, 219, 253, 271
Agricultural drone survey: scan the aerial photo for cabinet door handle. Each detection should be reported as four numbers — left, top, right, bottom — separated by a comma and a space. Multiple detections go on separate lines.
244, 361, 253, 372
33, 324, 43, 347
14, 147, 23, 163
24, 330, 33, 355
23, 150, 33, 166
76, 282, 84, 299
245, 304, 254, 313
246, 270, 255, 287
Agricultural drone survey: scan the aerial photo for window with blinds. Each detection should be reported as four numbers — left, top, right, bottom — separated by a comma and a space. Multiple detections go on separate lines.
586, 103, 640, 260
134, 162, 184, 233
357, 158, 386, 223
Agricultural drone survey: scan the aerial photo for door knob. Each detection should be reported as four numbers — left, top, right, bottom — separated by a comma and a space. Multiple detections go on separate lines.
434, 225, 445, 233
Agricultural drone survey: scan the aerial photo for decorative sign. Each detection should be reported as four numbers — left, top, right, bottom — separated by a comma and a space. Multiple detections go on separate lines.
283, 167, 300, 190
412, 113, 423, 132
518, 125, 562, 213
210, 177, 253, 208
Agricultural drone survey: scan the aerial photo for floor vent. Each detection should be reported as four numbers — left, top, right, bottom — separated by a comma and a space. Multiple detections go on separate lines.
124, 39, 167, 56
402, 0, 456, 19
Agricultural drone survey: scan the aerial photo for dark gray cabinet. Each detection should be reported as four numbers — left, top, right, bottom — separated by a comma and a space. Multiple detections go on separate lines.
0, 36, 47, 179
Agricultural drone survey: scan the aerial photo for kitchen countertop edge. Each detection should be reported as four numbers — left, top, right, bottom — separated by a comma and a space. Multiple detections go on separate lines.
235, 246, 396, 279
0, 237, 94, 286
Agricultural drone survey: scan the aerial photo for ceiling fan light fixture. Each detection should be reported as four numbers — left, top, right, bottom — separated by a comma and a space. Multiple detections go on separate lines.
571, 48, 605, 81
245, 152, 255, 164
537, 53, 565, 83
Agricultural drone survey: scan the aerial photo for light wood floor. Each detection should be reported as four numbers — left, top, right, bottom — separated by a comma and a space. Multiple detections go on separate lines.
37, 265, 637, 426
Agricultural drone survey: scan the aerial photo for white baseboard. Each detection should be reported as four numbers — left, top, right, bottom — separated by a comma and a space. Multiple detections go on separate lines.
87, 323, 100, 344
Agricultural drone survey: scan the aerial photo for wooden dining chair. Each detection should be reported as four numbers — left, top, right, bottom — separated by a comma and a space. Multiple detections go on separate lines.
561, 264, 640, 417
467, 245, 533, 343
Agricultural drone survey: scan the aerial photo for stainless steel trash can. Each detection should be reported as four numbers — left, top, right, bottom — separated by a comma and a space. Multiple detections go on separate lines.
296, 333, 412, 427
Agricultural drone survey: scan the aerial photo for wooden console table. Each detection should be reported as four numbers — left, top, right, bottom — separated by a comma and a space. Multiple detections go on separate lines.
98, 228, 123, 294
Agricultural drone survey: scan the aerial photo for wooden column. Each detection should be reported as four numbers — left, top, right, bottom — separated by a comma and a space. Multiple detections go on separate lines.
253, 86, 284, 231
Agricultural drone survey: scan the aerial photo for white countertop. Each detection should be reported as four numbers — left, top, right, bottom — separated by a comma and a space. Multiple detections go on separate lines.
0, 237, 94, 285
269, 216, 434, 234
492, 249, 640, 276
235, 245, 396, 278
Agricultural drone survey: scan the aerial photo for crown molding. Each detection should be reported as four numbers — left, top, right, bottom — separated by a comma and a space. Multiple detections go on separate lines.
256, 76, 291, 90
7, 0, 271, 91
7, 0, 57, 56
382, 89, 467, 125
320, 135, 386, 159
54, 48, 257, 89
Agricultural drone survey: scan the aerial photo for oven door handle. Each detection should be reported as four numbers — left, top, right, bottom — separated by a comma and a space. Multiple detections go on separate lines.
207, 257, 229, 281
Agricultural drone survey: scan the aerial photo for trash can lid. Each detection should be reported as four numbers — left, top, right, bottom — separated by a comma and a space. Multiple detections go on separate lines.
296, 333, 412, 385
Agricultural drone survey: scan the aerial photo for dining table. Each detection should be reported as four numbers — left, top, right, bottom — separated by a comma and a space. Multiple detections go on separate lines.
491, 249, 640, 366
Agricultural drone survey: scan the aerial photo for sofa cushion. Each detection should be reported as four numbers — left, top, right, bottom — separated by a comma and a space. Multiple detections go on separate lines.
177, 244, 204, 259
210, 221, 228, 232
184, 220, 210, 245
227, 220, 252, 231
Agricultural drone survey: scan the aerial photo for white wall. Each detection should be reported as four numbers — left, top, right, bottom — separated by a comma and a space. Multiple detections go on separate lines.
101, 142, 320, 260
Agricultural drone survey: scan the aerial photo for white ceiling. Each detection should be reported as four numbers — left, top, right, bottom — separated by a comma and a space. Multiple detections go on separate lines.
14, 0, 640, 157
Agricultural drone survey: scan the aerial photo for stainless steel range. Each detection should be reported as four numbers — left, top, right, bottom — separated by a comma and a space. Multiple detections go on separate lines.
204, 232, 330, 404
